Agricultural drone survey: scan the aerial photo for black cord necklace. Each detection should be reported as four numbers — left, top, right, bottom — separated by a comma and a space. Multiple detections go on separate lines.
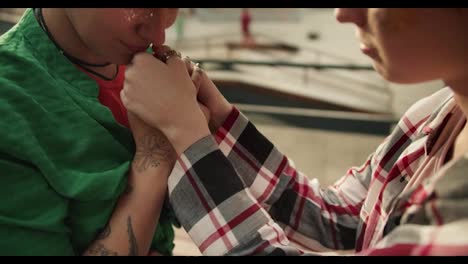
34, 8, 119, 81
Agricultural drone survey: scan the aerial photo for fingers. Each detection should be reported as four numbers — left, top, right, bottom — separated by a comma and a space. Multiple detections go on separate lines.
131, 52, 164, 67
120, 85, 140, 117
152, 45, 171, 62
152, 45, 172, 60
191, 63, 205, 94
120, 87, 130, 109
126, 52, 166, 82
153, 45, 184, 69
198, 102, 211, 123
182, 56, 194, 75
153, 46, 203, 89
182, 57, 204, 94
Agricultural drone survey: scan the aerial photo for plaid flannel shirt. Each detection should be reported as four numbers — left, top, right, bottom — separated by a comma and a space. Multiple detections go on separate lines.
168, 87, 468, 256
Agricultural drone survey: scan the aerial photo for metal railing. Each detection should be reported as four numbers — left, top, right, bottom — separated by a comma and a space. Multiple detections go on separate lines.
193, 58, 391, 97
195, 59, 374, 71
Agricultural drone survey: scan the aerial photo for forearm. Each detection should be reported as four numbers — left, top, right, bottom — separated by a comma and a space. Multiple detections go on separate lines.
84, 126, 175, 256
167, 136, 312, 255
83, 165, 169, 256
174, 109, 371, 252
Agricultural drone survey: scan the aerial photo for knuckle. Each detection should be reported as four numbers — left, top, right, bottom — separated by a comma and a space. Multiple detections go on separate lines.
133, 52, 151, 64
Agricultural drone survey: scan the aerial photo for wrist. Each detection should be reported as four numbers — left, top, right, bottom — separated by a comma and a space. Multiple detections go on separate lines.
164, 121, 211, 155
126, 165, 169, 199
130, 150, 176, 181
130, 159, 173, 174
211, 102, 234, 130
132, 127, 177, 171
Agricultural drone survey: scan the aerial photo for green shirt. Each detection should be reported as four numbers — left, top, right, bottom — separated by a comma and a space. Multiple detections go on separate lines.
0, 9, 175, 256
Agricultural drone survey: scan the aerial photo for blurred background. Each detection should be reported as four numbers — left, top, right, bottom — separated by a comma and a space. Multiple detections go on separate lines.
1, 8, 444, 255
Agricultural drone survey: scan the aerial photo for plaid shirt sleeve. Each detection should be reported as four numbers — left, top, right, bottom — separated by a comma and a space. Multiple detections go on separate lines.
168, 107, 381, 255
168, 97, 468, 256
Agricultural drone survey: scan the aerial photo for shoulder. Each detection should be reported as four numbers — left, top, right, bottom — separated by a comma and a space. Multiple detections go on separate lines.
0, 40, 63, 152
0, 12, 57, 88
0, 28, 69, 117
373, 88, 454, 160
403, 87, 453, 121
393, 87, 454, 136
0, 46, 52, 126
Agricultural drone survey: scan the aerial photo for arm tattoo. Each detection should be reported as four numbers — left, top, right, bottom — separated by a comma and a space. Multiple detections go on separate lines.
96, 224, 111, 240
85, 217, 139, 256
85, 243, 118, 256
127, 216, 138, 256
133, 130, 175, 173
84, 225, 118, 256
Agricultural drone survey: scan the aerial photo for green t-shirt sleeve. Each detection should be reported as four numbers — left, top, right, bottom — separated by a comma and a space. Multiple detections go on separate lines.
0, 154, 75, 256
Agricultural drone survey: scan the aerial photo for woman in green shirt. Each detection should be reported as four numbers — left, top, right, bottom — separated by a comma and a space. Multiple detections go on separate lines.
0, 8, 187, 256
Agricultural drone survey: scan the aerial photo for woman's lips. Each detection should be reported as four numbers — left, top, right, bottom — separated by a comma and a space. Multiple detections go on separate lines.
125, 43, 150, 53
360, 43, 380, 61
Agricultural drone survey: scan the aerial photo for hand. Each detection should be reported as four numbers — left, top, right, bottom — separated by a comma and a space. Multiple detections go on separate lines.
128, 107, 209, 173
127, 112, 177, 172
183, 57, 233, 131
122, 52, 211, 155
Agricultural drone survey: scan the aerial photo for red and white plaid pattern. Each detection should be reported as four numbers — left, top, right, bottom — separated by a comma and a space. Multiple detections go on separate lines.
168, 87, 468, 255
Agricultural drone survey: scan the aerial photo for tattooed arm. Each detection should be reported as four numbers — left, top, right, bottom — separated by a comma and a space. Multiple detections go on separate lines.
83, 113, 176, 256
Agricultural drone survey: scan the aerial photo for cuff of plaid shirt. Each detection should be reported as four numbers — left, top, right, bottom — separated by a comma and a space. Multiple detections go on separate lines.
214, 106, 242, 142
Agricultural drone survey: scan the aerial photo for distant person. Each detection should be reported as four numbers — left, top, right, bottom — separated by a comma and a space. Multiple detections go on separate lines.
241, 8, 255, 47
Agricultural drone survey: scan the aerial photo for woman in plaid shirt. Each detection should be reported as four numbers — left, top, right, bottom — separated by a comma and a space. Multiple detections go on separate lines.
123, 8, 468, 255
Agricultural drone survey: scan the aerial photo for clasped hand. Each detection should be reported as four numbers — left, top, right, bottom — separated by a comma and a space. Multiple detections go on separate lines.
122, 48, 221, 156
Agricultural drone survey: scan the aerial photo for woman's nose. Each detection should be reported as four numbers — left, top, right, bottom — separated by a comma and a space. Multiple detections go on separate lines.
335, 8, 367, 27
136, 11, 166, 46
